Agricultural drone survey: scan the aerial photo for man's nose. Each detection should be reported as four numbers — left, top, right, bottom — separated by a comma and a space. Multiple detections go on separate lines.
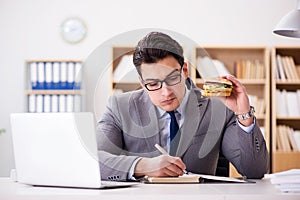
161, 82, 172, 95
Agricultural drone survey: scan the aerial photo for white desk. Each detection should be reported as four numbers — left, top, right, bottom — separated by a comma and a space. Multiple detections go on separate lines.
0, 178, 299, 200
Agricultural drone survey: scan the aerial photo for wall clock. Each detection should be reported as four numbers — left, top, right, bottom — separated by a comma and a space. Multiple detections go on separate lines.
60, 17, 87, 43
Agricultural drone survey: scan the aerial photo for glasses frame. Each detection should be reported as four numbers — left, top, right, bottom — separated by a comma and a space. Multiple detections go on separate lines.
142, 68, 183, 91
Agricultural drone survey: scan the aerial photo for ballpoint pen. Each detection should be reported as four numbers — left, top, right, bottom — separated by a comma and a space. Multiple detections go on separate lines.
154, 143, 188, 174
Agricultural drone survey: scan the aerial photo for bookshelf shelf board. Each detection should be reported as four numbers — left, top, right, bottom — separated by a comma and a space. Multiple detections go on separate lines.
274, 151, 300, 154
25, 59, 83, 63
25, 90, 83, 95
113, 81, 141, 85
276, 117, 300, 120
276, 80, 300, 85
276, 82, 300, 91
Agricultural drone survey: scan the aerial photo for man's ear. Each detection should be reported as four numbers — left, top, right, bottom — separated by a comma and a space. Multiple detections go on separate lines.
183, 62, 189, 78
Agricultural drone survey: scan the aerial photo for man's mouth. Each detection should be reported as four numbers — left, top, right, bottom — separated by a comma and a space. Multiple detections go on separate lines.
162, 98, 175, 105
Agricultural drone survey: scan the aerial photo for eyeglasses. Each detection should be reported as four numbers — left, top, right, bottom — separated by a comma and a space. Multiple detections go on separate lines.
142, 68, 183, 91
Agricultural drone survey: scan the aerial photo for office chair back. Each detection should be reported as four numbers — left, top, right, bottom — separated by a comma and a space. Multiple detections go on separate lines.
215, 152, 229, 177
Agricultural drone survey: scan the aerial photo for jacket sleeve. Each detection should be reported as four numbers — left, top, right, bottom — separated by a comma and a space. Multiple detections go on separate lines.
221, 112, 269, 179
96, 95, 139, 181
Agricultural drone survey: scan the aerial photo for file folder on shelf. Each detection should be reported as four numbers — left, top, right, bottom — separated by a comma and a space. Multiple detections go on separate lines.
26, 60, 83, 113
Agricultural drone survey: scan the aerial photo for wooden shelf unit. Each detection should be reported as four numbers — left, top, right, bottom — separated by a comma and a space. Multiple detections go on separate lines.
111, 46, 139, 93
271, 47, 300, 172
25, 59, 84, 113
272, 152, 300, 172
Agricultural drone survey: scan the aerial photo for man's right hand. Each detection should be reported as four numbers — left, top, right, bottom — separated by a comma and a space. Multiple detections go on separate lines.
133, 155, 186, 178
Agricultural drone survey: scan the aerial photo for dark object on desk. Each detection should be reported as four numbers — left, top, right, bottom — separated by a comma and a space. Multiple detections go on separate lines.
215, 152, 229, 177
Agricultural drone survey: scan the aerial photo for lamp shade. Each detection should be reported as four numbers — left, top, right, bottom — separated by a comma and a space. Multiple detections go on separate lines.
273, 1, 300, 38
273, 10, 300, 38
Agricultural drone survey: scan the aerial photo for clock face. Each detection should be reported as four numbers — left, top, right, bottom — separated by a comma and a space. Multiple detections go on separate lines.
61, 18, 87, 43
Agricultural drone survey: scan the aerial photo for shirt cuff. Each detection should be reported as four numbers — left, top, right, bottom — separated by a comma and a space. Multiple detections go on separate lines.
127, 157, 142, 180
236, 117, 256, 134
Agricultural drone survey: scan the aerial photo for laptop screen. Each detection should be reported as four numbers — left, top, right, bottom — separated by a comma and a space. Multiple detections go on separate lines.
10, 112, 102, 188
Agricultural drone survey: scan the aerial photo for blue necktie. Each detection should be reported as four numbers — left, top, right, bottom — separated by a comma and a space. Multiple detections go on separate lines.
168, 111, 179, 156
167, 111, 179, 142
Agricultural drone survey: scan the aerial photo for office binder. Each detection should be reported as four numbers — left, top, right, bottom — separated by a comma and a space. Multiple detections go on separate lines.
37, 62, 45, 89
67, 62, 75, 89
74, 62, 82, 90
43, 95, 51, 112
36, 95, 44, 113
51, 95, 59, 113
66, 95, 74, 112
60, 62, 67, 90
52, 62, 60, 89
59, 95, 66, 112
29, 62, 38, 90
28, 94, 36, 113
45, 62, 53, 89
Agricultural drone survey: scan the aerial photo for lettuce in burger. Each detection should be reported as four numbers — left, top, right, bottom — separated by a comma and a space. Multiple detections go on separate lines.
202, 78, 233, 97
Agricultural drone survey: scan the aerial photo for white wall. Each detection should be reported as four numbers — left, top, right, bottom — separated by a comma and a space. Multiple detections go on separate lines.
0, 0, 299, 176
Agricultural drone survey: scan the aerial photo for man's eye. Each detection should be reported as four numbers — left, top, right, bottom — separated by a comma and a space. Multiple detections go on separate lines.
147, 82, 159, 87
167, 75, 179, 81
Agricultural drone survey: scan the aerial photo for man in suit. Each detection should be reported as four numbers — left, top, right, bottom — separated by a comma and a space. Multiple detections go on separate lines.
96, 32, 268, 181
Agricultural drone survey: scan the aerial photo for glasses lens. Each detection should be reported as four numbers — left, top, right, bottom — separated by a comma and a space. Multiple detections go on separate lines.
144, 69, 182, 91
165, 74, 181, 86
145, 81, 161, 91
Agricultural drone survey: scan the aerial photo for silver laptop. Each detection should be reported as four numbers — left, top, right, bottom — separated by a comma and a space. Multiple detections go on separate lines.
10, 112, 137, 189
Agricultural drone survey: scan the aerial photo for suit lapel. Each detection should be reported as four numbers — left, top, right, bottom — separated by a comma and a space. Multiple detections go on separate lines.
132, 91, 161, 152
176, 88, 209, 157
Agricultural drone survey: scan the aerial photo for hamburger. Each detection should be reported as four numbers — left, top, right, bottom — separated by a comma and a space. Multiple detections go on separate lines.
202, 78, 233, 97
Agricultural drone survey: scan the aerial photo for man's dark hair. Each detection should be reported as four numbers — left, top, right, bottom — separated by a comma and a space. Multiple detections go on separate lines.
133, 32, 184, 77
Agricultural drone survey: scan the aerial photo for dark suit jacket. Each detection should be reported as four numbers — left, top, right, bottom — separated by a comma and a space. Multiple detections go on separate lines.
96, 79, 269, 181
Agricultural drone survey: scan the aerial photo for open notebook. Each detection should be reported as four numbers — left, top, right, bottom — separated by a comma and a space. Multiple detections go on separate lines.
10, 112, 137, 189
144, 173, 253, 184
